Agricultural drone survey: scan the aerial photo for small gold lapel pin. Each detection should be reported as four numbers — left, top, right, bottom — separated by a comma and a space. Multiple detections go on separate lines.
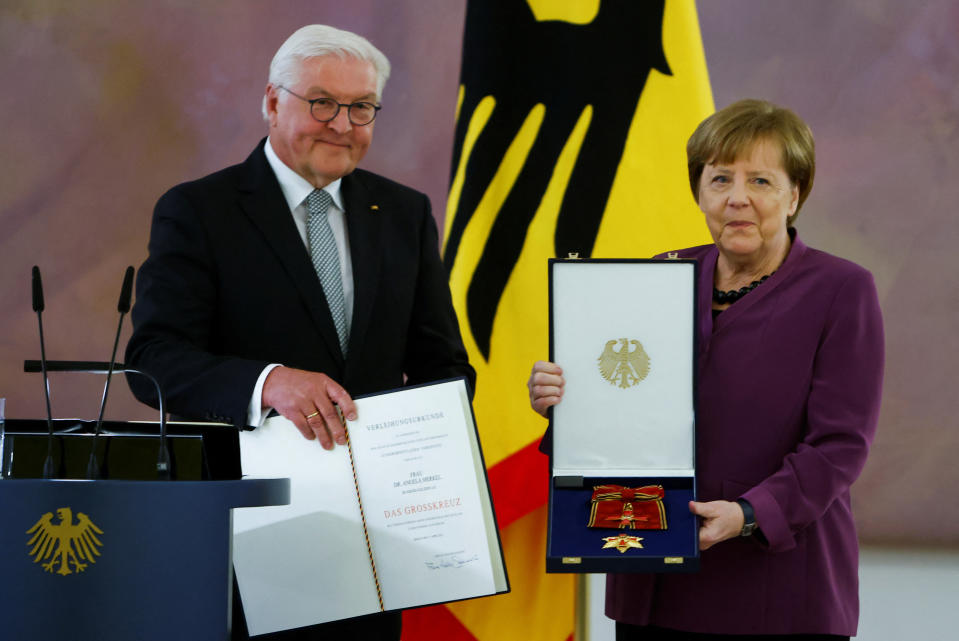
370, 205, 379, 212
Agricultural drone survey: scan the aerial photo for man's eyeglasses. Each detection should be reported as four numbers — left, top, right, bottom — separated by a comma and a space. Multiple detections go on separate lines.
279, 86, 381, 126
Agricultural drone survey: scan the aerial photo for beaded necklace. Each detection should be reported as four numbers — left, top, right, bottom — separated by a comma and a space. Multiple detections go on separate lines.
712, 273, 774, 304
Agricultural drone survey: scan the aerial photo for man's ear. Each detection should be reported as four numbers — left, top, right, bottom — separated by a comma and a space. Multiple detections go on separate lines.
265, 84, 280, 127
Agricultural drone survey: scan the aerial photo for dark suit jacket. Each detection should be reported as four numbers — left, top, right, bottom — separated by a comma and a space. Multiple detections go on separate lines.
126, 139, 475, 477
607, 231, 884, 636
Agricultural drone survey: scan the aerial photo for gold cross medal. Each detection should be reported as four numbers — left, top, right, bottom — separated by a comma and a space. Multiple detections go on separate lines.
602, 534, 644, 553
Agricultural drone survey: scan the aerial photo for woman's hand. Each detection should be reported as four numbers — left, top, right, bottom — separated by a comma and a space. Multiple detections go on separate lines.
527, 360, 565, 417
689, 500, 745, 551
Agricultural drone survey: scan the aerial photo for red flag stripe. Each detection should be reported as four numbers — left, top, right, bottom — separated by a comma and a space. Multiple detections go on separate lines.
402, 600, 478, 641
486, 438, 549, 529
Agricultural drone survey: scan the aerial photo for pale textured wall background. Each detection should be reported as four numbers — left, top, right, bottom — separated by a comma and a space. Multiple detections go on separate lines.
696, 0, 959, 546
0, 0, 466, 420
1, 0, 956, 545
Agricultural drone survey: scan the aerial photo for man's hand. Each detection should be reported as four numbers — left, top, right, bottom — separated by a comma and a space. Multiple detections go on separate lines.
527, 360, 564, 417
688, 500, 746, 551
262, 366, 357, 450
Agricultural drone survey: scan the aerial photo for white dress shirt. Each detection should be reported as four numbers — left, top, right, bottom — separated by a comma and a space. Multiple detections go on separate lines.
247, 138, 356, 426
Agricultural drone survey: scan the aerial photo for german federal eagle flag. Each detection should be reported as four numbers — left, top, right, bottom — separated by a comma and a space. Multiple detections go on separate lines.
403, 2, 713, 639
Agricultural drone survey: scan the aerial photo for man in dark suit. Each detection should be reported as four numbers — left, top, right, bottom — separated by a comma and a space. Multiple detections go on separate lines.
126, 24, 473, 641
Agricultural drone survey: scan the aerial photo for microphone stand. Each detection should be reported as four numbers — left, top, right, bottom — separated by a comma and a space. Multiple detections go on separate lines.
87, 267, 135, 479
32, 266, 56, 479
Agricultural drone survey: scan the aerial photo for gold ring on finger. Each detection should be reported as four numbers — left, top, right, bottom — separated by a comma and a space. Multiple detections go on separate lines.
305, 411, 320, 420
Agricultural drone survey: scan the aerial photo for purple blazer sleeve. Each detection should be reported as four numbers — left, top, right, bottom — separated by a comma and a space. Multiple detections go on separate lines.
742, 267, 884, 552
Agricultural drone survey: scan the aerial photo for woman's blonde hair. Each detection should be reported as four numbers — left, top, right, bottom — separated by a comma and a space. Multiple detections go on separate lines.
687, 99, 815, 225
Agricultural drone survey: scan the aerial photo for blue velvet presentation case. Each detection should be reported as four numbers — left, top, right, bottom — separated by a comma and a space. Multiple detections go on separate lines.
546, 259, 700, 574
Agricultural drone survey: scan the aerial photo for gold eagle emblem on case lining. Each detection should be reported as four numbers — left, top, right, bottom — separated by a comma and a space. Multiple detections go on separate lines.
598, 338, 650, 388
26, 507, 104, 576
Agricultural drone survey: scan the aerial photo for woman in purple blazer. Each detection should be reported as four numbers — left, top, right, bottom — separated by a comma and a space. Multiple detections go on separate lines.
528, 99, 884, 639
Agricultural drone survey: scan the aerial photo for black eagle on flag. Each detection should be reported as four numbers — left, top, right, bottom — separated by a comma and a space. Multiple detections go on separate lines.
445, 1, 671, 359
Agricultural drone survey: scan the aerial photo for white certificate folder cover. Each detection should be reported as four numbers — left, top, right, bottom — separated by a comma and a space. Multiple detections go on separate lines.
547, 258, 699, 573
233, 378, 509, 636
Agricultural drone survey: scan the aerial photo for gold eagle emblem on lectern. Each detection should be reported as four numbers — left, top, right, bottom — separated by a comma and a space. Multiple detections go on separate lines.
26, 507, 104, 576
598, 338, 650, 388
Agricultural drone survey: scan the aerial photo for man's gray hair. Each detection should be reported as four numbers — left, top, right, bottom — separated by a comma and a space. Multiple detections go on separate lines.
261, 25, 391, 120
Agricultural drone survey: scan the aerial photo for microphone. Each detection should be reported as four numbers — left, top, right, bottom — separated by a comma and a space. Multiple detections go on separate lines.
23, 361, 169, 479
87, 266, 135, 479
32, 266, 56, 479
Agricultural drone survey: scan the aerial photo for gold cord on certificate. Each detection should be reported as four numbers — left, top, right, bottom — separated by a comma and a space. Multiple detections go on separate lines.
345, 427, 385, 612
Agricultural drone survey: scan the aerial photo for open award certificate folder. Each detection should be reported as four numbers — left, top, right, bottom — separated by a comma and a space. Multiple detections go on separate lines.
232, 378, 508, 636
547, 258, 700, 573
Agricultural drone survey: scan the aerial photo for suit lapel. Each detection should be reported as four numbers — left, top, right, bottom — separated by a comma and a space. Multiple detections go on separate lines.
709, 230, 807, 336
341, 171, 383, 364
236, 141, 345, 366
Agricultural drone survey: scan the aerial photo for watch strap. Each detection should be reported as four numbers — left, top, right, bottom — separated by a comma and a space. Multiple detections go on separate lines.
736, 498, 757, 537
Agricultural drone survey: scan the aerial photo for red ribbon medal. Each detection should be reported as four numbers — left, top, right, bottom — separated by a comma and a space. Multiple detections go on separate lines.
587, 484, 667, 530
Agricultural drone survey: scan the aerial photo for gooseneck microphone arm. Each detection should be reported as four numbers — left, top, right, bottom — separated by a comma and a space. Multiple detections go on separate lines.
132, 367, 171, 480
32, 266, 56, 480
87, 267, 135, 479
24, 360, 171, 480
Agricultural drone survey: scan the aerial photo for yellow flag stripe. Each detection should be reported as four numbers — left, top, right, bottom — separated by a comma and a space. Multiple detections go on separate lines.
447, 102, 546, 366
444, 92, 495, 251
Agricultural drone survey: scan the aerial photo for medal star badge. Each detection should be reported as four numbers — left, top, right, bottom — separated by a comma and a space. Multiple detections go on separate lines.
602, 534, 644, 553
598, 338, 650, 388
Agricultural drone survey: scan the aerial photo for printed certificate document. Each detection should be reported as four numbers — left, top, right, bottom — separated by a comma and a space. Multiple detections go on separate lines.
232, 378, 508, 636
